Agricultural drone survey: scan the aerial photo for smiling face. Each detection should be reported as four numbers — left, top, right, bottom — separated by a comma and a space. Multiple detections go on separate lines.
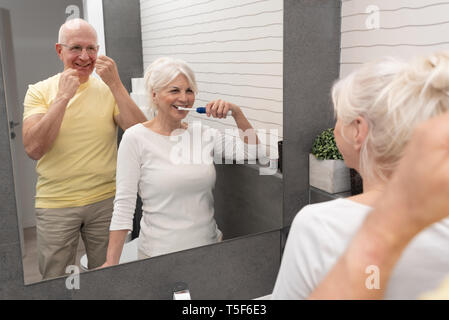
56, 22, 98, 83
153, 74, 195, 121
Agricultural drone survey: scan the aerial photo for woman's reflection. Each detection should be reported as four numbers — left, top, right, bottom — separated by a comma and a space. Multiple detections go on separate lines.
101, 57, 259, 267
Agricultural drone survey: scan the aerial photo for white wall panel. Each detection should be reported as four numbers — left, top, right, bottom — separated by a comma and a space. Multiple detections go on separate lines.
340, 0, 449, 76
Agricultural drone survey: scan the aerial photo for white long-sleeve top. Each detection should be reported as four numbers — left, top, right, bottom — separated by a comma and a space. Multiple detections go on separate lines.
110, 122, 257, 257
272, 198, 449, 299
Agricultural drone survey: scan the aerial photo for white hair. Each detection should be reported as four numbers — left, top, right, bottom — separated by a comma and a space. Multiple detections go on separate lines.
332, 52, 449, 182
144, 57, 198, 111
58, 18, 97, 44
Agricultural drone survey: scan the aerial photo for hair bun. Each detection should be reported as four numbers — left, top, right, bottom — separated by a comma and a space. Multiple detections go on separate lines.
424, 52, 449, 92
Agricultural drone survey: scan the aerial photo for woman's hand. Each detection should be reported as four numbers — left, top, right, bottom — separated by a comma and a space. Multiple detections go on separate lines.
205, 99, 258, 144
98, 230, 130, 269
97, 261, 112, 269
376, 112, 449, 234
205, 99, 241, 119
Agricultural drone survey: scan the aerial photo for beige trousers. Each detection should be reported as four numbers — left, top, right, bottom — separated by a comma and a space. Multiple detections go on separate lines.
35, 197, 113, 280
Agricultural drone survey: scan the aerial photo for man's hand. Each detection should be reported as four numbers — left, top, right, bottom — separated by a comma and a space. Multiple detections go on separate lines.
57, 69, 81, 101
95, 55, 147, 129
23, 69, 80, 160
95, 55, 121, 88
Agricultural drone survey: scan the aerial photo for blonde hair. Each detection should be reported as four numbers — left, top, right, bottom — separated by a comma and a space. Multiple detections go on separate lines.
144, 57, 198, 111
332, 52, 449, 182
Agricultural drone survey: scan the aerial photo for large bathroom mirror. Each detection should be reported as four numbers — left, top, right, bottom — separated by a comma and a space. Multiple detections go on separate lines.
1, 0, 283, 286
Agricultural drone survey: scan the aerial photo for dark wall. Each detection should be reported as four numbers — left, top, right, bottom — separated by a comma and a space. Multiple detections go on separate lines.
283, 0, 341, 228
102, 0, 144, 92
214, 164, 282, 240
0, 9, 23, 290
102, 0, 145, 235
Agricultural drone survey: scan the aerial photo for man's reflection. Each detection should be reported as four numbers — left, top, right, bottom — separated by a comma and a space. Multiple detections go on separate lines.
102, 57, 259, 266
22, 18, 146, 280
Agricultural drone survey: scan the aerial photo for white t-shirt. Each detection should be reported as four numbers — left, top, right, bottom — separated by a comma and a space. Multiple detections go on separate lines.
272, 198, 449, 299
110, 122, 257, 257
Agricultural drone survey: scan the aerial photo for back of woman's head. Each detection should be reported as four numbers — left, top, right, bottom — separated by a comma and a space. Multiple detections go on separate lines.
333, 52, 449, 182
144, 57, 198, 111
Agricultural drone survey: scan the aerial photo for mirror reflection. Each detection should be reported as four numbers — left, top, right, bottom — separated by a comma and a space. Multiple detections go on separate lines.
104, 56, 261, 267
1, 0, 283, 284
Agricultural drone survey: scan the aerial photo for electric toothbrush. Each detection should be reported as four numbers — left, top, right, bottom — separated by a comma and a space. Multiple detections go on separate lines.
176, 106, 232, 116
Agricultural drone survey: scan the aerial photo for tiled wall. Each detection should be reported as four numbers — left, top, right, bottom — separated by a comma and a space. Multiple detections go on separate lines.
139, 0, 283, 143
341, 0, 449, 76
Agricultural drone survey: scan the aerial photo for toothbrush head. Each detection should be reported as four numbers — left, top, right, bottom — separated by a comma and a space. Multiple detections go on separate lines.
176, 106, 193, 111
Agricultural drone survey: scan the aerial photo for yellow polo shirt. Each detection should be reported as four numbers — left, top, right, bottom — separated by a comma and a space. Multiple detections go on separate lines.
23, 74, 120, 208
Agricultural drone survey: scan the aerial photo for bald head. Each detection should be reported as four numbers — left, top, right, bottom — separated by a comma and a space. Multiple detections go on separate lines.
58, 18, 97, 44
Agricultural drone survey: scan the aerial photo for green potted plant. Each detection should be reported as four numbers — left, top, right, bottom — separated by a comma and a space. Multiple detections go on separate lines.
309, 128, 351, 194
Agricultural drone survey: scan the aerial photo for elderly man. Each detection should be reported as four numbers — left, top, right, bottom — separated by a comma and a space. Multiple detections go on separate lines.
22, 18, 146, 279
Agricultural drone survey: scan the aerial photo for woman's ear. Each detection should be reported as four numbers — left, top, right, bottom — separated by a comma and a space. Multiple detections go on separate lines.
152, 90, 158, 105
353, 116, 369, 151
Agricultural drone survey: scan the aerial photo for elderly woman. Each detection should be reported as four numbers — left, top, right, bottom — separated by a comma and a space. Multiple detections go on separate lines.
102, 57, 258, 266
272, 52, 449, 299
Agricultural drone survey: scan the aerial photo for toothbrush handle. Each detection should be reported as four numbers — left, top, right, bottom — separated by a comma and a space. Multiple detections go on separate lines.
196, 107, 232, 116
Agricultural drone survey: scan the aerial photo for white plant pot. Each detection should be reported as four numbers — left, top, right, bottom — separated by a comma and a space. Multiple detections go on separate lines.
309, 153, 351, 194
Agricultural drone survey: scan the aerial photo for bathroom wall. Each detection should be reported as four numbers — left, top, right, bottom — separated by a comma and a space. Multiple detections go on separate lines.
103, 0, 144, 92
341, 0, 449, 77
214, 164, 283, 240
139, 0, 283, 144
0, 9, 23, 288
283, 0, 341, 228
